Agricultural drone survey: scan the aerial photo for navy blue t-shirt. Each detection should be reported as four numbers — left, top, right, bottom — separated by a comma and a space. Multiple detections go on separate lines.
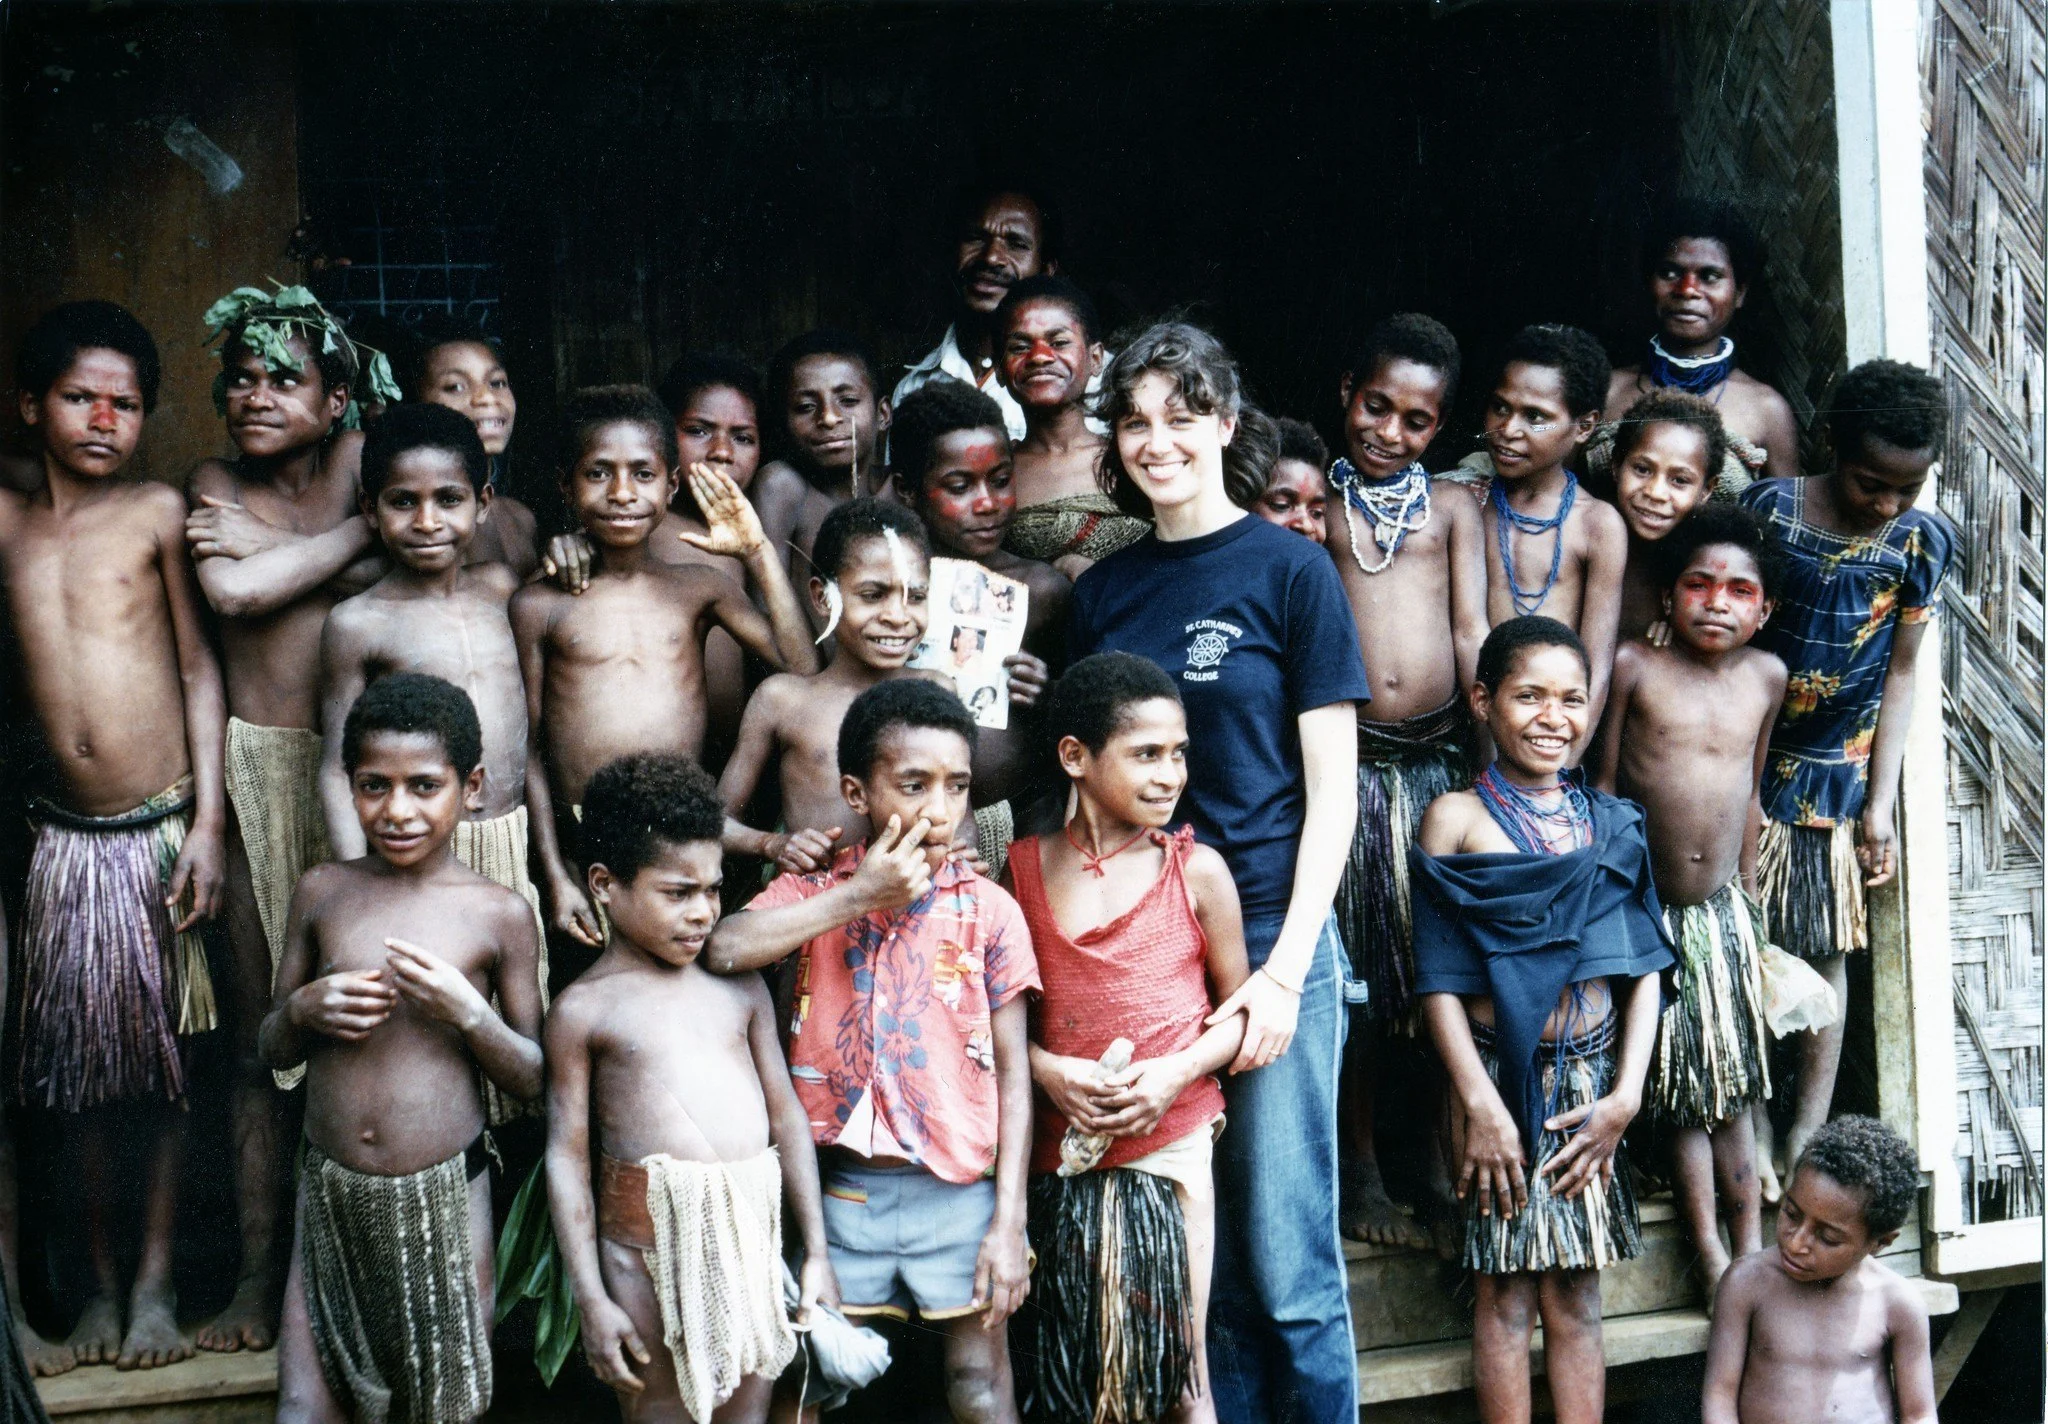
1070, 514, 1370, 917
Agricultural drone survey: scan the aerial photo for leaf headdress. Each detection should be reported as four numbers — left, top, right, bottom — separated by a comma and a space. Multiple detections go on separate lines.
202, 280, 402, 431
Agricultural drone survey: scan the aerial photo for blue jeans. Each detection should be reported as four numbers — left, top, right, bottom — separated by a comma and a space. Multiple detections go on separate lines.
1208, 911, 1357, 1424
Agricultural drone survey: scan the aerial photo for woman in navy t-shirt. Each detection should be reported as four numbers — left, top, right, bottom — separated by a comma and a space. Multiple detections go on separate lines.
1069, 322, 1368, 1423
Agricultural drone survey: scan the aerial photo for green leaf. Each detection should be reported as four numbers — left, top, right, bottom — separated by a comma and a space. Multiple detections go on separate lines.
365, 350, 402, 405
270, 284, 320, 309
201, 286, 271, 336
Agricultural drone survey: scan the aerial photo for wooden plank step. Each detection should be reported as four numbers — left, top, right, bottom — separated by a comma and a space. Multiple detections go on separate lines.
34, 1349, 276, 1418
1356, 1279, 1960, 1406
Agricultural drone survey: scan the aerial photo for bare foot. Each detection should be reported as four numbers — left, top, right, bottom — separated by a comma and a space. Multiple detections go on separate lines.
1757, 1152, 1783, 1206
1341, 1175, 1430, 1249
16, 1314, 76, 1376
1425, 1196, 1464, 1261
1696, 1249, 1732, 1309
115, 1285, 189, 1370
195, 1275, 275, 1353
64, 1294, 120, 1366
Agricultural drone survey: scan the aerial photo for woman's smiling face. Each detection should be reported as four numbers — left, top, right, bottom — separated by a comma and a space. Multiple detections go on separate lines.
1113, 371, 1234, 516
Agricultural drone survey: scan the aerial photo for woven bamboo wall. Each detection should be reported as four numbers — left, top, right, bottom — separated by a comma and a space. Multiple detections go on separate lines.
1924, 0, 2046, 1224
1664, 0, 1848, 467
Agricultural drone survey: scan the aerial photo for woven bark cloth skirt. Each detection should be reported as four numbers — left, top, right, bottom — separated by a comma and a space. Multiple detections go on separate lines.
1651, 880, 1773, 1129
1334, 701, 1471, 1023
300, 1140, 491, 1424
452, 806, 547, 1123
1464, 1017, 1642, 1275
1755, 818, 1867, 960
598, 1150, 796, 1423
1025, 1165, 1194, 1424
226, 718, 331, 1089
15, 779, 216, 1111
1003, 494, 1151, 565
973, 799, 1015, 884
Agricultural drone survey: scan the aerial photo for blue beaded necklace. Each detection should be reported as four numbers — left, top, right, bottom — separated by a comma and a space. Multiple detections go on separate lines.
1328, 458, 1432, 574
1491, 469, 1578, 616
1647, 336, 1736, 399
1473, 764, 1593, 856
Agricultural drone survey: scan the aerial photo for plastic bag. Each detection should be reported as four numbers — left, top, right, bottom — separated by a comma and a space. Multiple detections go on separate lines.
1759, 942, 1839, 1036
1057, 1037, 1135, 1177
782, 1261, 891, 1412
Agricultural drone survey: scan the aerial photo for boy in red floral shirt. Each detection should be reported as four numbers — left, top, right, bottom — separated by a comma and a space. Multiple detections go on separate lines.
708, 679, 1038, 1424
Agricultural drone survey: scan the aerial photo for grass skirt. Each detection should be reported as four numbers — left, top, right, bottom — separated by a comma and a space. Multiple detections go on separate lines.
14, 781, 214, 1111
1755, 819, 1867, 959
300, 1140, 491, 1424
1025, 1168, 1193, 1423
1335, 701, 1470, 1023
1004, 494, 1151, 566
1652, 881, 1773, 1128
1464, 1017, 1641, 1275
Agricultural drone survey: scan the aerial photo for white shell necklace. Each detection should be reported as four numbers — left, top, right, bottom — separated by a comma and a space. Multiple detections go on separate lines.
1328, 458, 1432, 575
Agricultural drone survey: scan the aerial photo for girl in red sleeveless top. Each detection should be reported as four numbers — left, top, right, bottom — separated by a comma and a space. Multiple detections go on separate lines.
1003, 652, 1250, 1424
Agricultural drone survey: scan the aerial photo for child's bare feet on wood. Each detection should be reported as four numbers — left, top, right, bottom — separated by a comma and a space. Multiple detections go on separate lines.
195, 1273, 276, 1353
116, 1284, 189, 1370
65, 1294, 120, 1366
16, 1313, 76, 1376
1341, 1159, 1430, 1249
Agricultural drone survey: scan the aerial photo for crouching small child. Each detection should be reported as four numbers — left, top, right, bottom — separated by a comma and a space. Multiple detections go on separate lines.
1703, 1115, 1936, 1424
264, 674, 544, 1423
1412, 618, 1673, 1424
545, 753, 830, 1423
1005, 654, 1250, 1424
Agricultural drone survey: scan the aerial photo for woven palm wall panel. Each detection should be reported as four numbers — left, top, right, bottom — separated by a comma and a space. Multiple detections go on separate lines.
1664, 0, 1849, 469
1924, 0, 2045, 1223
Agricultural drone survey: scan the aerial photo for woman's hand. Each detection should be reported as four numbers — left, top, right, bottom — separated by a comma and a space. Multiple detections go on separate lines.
1207, 969, 1299, 1073
1540, 1093, 1637, 1200
1458, 1094, 1528, 1220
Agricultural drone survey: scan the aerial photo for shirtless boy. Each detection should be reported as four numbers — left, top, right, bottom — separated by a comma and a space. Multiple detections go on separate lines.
409, 319, 540, 577
1608, 389, 1727, 640
264, 674, 542, 1423
512, 385, 815, 949
1481, 324, 1629, 729
318, 404, 548, 985
1702, 1116, 1935, 1424
1323, 314, 1486, 1248
1593, 505, 1787, 1295
1, 303, 227, 1372
890, 379, 1063, 845
1605, 199, 1799, 488
185, 287, 381, 1351
719, 499, 935, 872
546, 753, 831, 1423
753, 331, 894, 589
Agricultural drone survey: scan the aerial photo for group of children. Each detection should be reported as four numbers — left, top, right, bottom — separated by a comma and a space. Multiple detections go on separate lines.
0, 189, 1949, 1424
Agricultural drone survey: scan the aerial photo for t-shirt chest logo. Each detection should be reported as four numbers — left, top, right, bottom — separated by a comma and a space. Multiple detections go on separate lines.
1182, 619, 1244, 682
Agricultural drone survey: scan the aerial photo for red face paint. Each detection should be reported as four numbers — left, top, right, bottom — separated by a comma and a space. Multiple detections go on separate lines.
920, 428, 1015, 558
1669, 546, 1769, 651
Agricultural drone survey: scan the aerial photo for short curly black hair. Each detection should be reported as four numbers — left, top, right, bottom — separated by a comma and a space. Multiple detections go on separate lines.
1796, 1114, 1920, 1237
1344, 312, 1462, 411
994, 274, 1100, 345
579, 752, 726, 883
1044, 653, 1181, 759
1611, 389, 1730, 489
1476, 616, 1589, 693
1825, 359, 1948, 462
557, 384, 679, 474
892, 379, 1009, 493
341, 672, 483, 777
361, 403, 489, 500
16, 301, 163, 413
1499, 324, 1612, 419
838, 678, 978, 783
1657, 502, 1786, 602
810, 497, 930, 583
1641, 196, 1762, 288
1272, 417, 1330, 476
656, 352, 763, 428
767, 328, 880, 413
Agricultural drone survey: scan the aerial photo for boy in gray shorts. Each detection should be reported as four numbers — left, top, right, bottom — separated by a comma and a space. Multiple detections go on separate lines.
708, 680, 1040, 1422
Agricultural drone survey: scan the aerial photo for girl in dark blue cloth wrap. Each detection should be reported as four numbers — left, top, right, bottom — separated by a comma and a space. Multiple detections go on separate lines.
1411, 616, 1672, 1424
